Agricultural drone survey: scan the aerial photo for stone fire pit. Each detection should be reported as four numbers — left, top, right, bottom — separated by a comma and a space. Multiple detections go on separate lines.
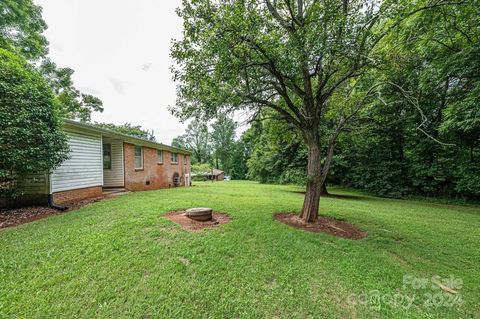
185, 207, 213, 222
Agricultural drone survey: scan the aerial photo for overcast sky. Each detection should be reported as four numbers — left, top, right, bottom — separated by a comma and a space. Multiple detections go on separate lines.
35, 0, 188, 144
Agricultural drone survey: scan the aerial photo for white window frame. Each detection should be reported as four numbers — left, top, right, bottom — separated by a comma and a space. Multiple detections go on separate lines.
170, 152, 178, 164
157, 149, 163, 164
134, 145, 143, 170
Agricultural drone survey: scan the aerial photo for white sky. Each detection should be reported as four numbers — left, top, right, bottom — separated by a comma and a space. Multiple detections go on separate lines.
35, 0, 187, 144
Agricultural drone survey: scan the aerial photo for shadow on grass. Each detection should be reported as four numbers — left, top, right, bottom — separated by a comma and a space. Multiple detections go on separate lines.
287, 190, 366, 201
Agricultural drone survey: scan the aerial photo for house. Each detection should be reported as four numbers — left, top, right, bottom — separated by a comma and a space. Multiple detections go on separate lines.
7, 120, 191, 208
211, 169, 225, 181
192, 168, 225, 182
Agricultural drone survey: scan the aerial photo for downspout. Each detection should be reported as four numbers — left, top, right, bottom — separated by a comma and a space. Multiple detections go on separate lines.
47, 173, 67, 211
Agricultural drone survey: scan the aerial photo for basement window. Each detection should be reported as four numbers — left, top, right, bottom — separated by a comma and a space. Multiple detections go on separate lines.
157, 149, 163, 164
103, 143, 112, 169
134, 145, 143, 169
170, 152, 178, 164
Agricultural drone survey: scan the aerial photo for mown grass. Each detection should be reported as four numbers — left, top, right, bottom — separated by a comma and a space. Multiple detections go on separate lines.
1, 181, 479, 318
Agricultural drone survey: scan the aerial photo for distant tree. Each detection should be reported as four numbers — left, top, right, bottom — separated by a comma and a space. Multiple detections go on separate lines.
172, 121, 210, 164
230, 139, 250, 180
171, 135, 188, 149
0, 0, 48, 60
246, 115, 307, 184
40, 60, 103, 121
171, 0, 463, 222
0, 1, 103, 121
0, 49, 69, 196
210, 115, 237, 173
95, 122, 156, 141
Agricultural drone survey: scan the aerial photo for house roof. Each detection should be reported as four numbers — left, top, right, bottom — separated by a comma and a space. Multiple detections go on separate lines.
63, 119, 190, 155
212, 169, 224, 175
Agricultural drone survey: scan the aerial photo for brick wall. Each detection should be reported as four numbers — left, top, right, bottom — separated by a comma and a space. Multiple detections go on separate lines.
123, 143, 190, 191
53, 186, 103, 204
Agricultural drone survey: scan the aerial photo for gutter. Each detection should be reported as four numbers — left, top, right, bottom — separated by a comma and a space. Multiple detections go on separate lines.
47, 174, 67, 211
48, 194, 67, 211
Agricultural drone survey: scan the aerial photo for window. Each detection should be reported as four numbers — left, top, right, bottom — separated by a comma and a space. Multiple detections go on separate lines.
134, 145, 143, 169
157, 149, 163, 164
103, 143, 112, 169
184, 155, 187, 165
170, 152, 178, 164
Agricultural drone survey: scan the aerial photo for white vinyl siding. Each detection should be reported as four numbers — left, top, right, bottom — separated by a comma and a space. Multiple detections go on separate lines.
51, 130, 103, 192
103, 138, 124, 187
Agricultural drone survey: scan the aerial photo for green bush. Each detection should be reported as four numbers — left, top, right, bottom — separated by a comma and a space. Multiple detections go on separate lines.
0, 48, 69, 196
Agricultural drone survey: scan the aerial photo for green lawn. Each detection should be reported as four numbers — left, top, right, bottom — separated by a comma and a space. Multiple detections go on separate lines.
1, 181, 479, 318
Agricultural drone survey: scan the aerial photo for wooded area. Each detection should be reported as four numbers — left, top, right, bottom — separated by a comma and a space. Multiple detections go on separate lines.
171, 0, 480, 217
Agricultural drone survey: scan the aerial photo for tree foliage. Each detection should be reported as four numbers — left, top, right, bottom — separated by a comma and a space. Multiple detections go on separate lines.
0, 0, 48, 60
211, 115, 237, 173
172, 121, 210, 164
40, 60, 104, 121
0, 49, 69, 196
0, 0, 104, 122
172, 115, 240, 175
242, 1, 480, 201
95, 122, 156, 141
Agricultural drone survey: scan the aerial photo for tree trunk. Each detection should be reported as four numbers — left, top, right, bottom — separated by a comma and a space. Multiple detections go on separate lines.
299, 131, 322, 223
320, 182, 329, 195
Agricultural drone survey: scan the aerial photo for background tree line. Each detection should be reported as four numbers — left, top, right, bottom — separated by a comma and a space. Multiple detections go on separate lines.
171, 114, 250, 179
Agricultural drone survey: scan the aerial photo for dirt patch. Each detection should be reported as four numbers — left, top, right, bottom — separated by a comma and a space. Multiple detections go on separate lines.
163, 210, 231, 232
274, 212, 367, 240
0, 196, 107, 229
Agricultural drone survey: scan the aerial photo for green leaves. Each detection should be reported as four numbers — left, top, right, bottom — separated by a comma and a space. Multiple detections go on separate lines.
39, 59, 104, 122
0, 49, 69, 195
0, 0, 48, 60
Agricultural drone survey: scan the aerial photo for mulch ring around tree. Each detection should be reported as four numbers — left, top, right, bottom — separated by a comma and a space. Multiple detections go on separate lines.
0, 196, 107, 230
163, 210, 231, 232
274, 212, 367, 240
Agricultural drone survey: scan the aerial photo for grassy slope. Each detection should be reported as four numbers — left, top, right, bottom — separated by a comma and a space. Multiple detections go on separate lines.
0, 181, 479, 318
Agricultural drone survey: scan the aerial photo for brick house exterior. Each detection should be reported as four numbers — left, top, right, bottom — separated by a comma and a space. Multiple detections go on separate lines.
53, 186, 103, 204
6, 120, 191, 208
123, 143, 190, 191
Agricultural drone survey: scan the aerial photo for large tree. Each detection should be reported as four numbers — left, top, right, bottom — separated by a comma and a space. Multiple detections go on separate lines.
171, 0, 460, 222
172, 121, 210, 164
